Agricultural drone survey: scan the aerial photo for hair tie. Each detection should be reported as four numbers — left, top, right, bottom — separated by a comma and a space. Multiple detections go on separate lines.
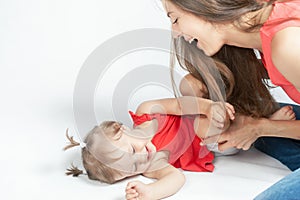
73, 128, 86, 149
80, 142, 86, 148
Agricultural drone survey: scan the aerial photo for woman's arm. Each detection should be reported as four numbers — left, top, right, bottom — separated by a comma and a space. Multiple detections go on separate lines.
125, 165, 185, 200
202, 115, 300, 151
259, 118, 300, 139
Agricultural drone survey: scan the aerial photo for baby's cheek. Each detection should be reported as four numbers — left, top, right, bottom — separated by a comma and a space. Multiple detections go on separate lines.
147, 142, 157, 153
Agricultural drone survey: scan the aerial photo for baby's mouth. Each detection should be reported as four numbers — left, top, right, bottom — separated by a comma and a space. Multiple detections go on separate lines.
146, 146, 152, 161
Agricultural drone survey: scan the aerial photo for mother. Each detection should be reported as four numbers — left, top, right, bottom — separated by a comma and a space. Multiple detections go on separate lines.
161, 0, 300, 199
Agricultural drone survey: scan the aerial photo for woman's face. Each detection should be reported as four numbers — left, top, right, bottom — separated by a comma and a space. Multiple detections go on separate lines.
162, 0, 226, 56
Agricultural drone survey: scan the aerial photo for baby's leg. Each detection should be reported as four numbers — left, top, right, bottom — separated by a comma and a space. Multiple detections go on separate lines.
179, 74, 208, 97
269, 106, 296, 120
181, 74, 239, 156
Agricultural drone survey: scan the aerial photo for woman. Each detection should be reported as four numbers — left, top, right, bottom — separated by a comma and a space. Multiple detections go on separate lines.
161, 0, 300, 199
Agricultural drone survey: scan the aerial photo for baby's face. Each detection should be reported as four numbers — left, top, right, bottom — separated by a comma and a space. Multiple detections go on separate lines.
95, 121, 157, 180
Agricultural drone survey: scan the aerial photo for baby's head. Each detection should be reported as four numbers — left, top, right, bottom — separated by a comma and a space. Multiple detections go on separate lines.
64, 120, 161, 184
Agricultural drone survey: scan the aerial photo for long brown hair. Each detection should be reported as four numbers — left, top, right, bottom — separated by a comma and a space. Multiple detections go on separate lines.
168, 0, 276, 31
168, 0, 279, 117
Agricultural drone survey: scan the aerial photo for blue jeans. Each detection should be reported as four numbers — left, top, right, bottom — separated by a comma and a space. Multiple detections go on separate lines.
254, 168, 300, 200
254, 103, 300, 171
254, 103, 300, 200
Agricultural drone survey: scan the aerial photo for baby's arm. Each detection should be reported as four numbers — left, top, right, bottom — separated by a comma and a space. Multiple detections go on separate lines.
136, 72, 234, 125
125, 165, 185, 200
135, 71, 210, 116
179, 73, 235, 127
136, 97, 234, 129
136, 96, 212, 116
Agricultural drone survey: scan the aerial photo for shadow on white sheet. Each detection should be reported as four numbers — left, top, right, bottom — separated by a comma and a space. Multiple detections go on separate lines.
59, 147, 290, 200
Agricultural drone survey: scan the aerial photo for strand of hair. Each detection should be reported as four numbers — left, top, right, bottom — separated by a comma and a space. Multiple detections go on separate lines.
63, 128, 80, 151
65, 163, 83, 177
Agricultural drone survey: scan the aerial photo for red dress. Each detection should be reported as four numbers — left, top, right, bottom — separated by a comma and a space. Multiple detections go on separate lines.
260, 0, 300, 103
129, 111, 215, 172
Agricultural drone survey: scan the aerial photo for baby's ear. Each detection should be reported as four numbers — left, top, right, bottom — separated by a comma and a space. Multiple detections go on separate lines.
111, 128, 122, 141
112, 123, 121, 130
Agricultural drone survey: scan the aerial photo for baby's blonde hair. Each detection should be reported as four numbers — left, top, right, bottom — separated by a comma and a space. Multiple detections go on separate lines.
64, 122, 123, 184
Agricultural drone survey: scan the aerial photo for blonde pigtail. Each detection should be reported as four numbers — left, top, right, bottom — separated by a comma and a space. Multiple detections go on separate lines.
63, 128, 81, 151
65, 163, 84, 177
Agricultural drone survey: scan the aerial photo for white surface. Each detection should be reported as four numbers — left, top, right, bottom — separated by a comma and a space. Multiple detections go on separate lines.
0, 0, 293, 200
63, 148, 290, 200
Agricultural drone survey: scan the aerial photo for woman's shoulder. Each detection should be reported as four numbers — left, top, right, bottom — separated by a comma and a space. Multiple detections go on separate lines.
271, 26, 300, 90
272, 26, 300, 63
271, 0, 300, 18
262, 0, 300, 31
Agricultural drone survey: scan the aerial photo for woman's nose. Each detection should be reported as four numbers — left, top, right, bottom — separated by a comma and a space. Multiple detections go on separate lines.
171, 27, 182, 39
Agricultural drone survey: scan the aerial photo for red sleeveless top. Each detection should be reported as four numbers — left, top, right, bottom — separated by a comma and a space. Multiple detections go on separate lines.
129, 111, 215, 172
260, 0, 300, 103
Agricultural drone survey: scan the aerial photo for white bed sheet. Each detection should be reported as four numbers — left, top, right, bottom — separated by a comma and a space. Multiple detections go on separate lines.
61, 147, 290, 200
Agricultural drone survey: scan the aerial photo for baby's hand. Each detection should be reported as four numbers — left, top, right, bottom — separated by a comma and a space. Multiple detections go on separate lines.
225, 102, 235, 120
208, 102, 235, 129
125, 180, 151, 200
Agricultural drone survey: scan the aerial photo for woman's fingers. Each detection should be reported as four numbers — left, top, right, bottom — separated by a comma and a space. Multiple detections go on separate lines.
201, 134, 223, 145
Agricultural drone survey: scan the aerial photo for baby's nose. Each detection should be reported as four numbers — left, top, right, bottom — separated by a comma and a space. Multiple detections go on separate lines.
135, 141, 148, 153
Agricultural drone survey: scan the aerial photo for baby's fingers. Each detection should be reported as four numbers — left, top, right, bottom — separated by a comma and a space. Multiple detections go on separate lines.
225, 103, 235, 113
126, 188, 137, 194
126, 181, 139, 189
126, 191, 139, 200
225, 103, 235, 120
226, 109, 235, 120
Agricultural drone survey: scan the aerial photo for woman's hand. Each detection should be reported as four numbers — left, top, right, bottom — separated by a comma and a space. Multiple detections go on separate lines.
202, 115, 261, 151
125, 180, 152, 200
206, 101, 235, 130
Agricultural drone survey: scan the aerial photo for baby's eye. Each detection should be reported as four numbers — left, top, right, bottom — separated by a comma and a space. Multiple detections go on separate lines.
132, 145, 136, 154
133, 163, 138, 172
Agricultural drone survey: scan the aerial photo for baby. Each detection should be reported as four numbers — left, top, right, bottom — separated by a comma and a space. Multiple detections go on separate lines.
64, 74, 295, 200
64, 95, 235, 198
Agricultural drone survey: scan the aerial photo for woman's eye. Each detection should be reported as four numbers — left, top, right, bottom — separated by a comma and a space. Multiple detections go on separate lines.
172, 18, 178, 24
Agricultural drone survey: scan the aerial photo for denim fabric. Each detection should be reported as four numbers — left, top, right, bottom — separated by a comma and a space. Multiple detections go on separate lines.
254, 168, 300, 200
254, 103, 300, 200
254, 103, 300, 171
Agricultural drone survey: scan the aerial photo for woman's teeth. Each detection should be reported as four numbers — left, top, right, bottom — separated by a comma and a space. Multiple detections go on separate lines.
189, 38, 195, 44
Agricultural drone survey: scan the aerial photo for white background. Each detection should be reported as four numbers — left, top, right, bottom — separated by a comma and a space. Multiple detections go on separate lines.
0, 0, 294, 199
0, 0, 171, 199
